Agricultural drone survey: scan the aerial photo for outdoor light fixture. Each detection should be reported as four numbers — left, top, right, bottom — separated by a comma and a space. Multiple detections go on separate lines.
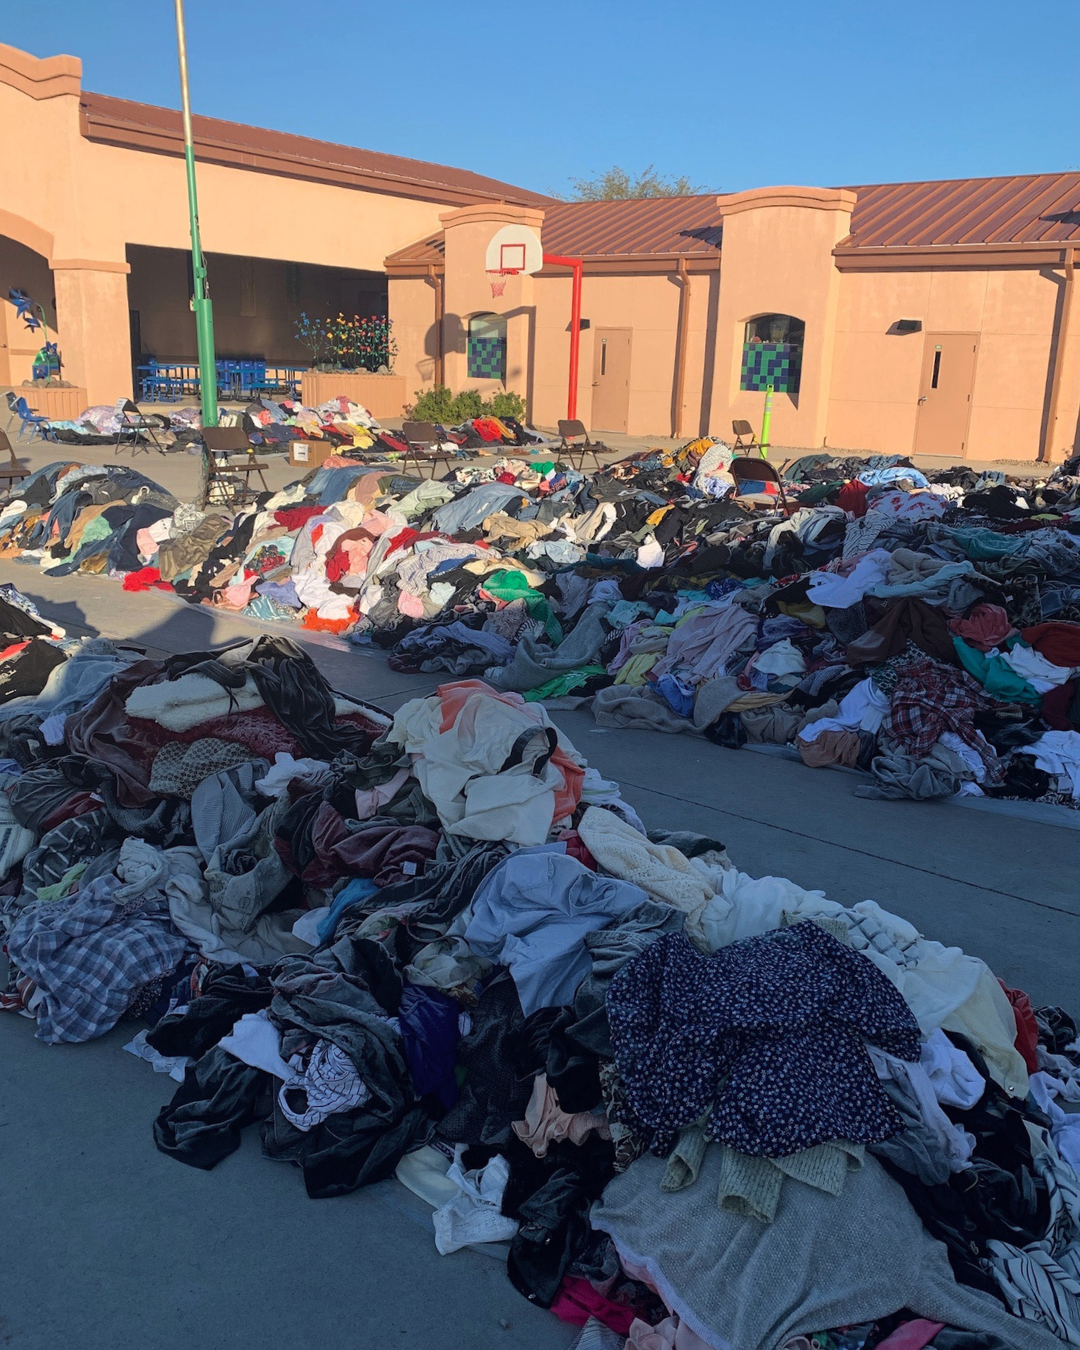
894, 319, 923, 333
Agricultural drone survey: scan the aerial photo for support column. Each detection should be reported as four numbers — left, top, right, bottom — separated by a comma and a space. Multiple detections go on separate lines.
51, 259, 132, 404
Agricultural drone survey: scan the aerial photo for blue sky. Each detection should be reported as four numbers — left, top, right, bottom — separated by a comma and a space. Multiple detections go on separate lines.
8, 0, 1077, 195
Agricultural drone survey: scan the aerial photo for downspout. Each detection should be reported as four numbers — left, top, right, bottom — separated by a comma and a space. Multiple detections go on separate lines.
672, 257, 692, 438
426, 264, 444, 387
1042, 246, 1077, 463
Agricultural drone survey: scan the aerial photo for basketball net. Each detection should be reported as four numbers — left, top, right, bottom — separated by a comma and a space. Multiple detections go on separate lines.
487, 269, 519, 299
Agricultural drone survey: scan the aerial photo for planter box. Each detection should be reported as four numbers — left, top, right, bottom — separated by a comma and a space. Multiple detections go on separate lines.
15, 384, 88, 421
300, 371, 406, 420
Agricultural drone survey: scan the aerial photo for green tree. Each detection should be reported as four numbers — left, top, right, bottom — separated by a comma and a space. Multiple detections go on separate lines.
555, 165, 715, 201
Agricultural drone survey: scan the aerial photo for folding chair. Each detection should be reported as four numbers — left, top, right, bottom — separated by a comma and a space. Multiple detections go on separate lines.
557, 419, 606, 473
731, 419, 760, 453
114, 398, 168, 456
727, 454, 792, 513
5, 392, 52, 443
401, 421, 455, 478
202, 425, 271, 506
0, 430, 30, 490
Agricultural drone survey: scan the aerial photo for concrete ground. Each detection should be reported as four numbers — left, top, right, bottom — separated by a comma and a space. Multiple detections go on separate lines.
0, 398, 1076, 1349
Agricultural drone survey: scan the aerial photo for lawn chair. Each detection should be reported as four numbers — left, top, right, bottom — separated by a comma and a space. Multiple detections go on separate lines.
557, 419, 606, 473
728, 453, 792, 513
5, 391, 52, 443
401, 421, 455, 478
0, 429, 30, 490
731, 419, 761, 453
114, 398, 168, 456
202, 425, 271, 506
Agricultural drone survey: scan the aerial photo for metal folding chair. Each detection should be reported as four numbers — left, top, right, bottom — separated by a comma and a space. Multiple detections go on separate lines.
202, 425, 271, 506
401, 421, 455, 477
728, 454, 792, 513
557, 419, 606, 473
732, 419, 760, 453
114, 399, 169, 456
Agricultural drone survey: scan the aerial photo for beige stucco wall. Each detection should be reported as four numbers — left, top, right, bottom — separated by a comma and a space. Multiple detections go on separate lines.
389, 275, 439, 399
0, 43, 454, 403
828, 265, 1080, 460
710, 188, 856, 450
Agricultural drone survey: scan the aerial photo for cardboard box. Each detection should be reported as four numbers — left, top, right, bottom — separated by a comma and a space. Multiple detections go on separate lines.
288, 439, 334, 467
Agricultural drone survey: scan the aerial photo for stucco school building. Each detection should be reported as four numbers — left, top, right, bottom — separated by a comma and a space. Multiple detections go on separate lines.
3, 41, 1079, 461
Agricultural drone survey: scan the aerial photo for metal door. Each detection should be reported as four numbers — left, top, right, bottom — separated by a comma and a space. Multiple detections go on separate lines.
913, 333, 979, 458
591, 328, 632, 432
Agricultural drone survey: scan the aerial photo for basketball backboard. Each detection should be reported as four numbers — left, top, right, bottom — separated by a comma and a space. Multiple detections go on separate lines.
484, 224, 543, 276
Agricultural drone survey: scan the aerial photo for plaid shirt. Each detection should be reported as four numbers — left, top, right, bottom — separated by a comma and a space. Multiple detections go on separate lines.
883, 654, 995, 762
6, 875, 185, 1044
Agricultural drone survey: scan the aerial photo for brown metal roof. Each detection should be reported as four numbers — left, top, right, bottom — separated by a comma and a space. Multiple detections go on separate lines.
540, 197, 724, 257
387, 171, 1080, 270
80, 91, 550, 208
385, 195, 725, 268
840, 172, 1080, 247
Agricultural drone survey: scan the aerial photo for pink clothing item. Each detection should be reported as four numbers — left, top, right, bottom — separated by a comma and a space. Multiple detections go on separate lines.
873, 1320, 945, 1350
626, 1316, 717, 1350
397, 591, 426, 618
949, 603, 1016, 653
511, 1072, 611, 1158
135, 527, 160, 559
222, 579, 254, 609
549, 1276, 639, 1336
354, 768, 411, 820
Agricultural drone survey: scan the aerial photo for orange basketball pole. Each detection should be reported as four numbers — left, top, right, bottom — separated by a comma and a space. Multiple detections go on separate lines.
543, 254, 583, 420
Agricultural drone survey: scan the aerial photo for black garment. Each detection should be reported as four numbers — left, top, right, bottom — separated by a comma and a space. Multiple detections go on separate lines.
0, 639, 66, 705
872, 1033, 1051, 1299
146, 966, 274, 1060
8, 756, 97, 832
0, 594, 52, 640
154, 1046, 272, 1169
503, 1132, 617, 1307
438, 971, 532, 1147
1034, 1005, 1078, 1056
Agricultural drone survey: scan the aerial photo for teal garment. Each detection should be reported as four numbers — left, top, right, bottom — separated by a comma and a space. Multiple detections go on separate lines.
940, 527, 1027, 561
952, 635, 1042, 705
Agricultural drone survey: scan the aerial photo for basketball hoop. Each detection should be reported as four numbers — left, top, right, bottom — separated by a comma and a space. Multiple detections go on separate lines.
486, 268, 519, 299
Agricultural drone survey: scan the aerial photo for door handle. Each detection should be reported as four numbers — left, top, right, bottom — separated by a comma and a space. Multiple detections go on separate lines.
592, 381, 599, 386
918, 396, 927, 403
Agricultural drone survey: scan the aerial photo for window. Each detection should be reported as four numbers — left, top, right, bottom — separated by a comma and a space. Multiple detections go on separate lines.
740, 313, 804, 394
467, 312, 507, 381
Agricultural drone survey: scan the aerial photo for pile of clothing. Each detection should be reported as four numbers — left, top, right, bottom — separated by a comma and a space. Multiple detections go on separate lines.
0, 643, 1078, 1350
2, 440, 1080, 810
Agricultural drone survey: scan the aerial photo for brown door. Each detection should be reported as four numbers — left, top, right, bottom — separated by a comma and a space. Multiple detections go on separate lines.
591, 328, 632, 432
913, 333, 979, 458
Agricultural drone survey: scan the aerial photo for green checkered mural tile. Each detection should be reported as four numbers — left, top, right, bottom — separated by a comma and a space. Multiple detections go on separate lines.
468, 335, 506, 380
740, 342, 801, 394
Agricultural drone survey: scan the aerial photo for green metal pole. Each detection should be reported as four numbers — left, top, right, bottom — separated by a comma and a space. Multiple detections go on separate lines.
759, 383, 774, 458
174, 0, 217, 430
